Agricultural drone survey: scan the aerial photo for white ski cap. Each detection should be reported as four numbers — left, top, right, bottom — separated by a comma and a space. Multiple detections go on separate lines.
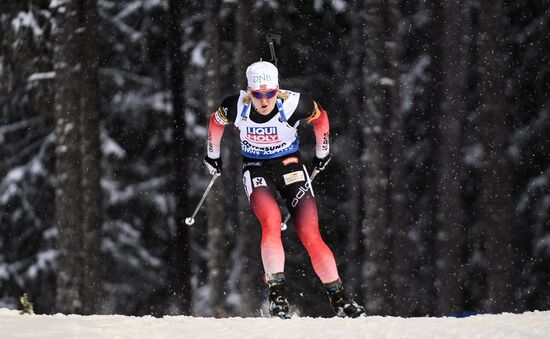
246, 61, 279, 91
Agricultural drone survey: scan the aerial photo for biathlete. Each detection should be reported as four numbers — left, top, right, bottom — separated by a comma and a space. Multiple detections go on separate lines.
204, 61, 365, 318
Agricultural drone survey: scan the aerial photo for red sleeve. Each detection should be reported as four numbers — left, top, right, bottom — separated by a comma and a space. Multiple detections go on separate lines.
310, 105, 330, 158
207, 112, 226, 158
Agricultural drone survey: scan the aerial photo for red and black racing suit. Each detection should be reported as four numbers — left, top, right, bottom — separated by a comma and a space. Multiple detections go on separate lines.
207, 91, 339, 284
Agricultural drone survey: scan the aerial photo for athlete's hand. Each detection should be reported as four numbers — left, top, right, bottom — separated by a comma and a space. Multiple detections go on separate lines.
204, 156, 222, 175
313, 154, 331, 172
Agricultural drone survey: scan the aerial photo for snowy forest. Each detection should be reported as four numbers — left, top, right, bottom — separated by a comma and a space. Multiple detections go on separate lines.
1, 0, 549, 318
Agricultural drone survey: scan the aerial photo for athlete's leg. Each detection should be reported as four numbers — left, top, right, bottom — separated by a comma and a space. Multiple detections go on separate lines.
293, 192, 339, 283
281, 166, 339, 284
243, 170, 284, 275
277, 161, 365, 317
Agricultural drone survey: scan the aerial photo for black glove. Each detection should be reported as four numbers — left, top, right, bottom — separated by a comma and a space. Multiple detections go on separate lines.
204, 156, 222, 175
313, 154, 331, 172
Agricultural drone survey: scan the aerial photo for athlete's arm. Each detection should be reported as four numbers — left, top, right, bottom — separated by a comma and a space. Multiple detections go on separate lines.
207, 112, 226, 159
286, 93, 330, 165
309, 101, 330, 159
207, 95, 238, 159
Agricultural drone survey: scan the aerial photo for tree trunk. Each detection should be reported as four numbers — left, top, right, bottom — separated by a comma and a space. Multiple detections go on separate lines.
386, 0, 414, 316
232, 0, 263, 317
360, 0, 393, 315
434, 0, 469, 316
204, 0, 227, 317
78, 0, 102, 315
53, 0, 84, 314
342, 20, 363, 301
477, 0, 517, 313
52, 0, 101, 315
167, 0, 193, 315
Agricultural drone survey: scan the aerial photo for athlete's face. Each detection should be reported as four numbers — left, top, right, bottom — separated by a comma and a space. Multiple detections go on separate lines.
250, 88, 278, 115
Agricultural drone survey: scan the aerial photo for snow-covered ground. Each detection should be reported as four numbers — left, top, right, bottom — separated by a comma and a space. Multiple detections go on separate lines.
1, 308, 549, 339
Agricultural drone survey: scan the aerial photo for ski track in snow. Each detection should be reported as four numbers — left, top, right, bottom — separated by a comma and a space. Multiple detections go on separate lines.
0, 308, 549, 339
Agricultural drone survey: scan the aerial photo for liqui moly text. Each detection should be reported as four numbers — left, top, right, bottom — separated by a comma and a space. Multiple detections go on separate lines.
246, 127, 279, 144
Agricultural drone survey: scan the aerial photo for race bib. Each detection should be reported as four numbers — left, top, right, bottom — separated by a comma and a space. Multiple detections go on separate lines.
283, 171, 305, 186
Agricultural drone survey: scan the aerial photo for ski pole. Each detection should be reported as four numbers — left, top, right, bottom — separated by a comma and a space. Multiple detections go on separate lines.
185, 173, 220, 226
281, 169, 320, 231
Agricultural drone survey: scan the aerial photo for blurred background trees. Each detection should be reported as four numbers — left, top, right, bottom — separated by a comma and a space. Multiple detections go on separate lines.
1, 0, 549, 317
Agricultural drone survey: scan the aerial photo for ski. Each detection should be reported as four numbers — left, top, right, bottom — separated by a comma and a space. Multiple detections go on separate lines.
272, 311, 291, 320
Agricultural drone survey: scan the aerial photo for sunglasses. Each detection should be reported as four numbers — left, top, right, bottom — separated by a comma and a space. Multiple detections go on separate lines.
251, 89, 278, 100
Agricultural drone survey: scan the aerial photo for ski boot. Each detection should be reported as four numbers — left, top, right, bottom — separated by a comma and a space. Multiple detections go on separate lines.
325, 279, 366, 318
265, 272, 291, 319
